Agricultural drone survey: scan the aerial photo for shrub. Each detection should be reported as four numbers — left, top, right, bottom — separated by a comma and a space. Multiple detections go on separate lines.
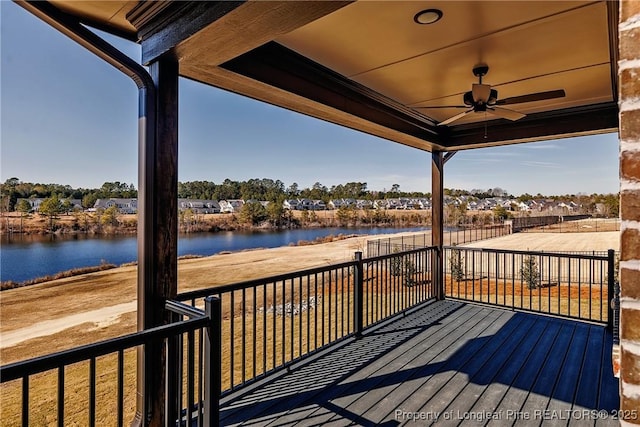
449, 244, 465, 281
520, 254, 540, 289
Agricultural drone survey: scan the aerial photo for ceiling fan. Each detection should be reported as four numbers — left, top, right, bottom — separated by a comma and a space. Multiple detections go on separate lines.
416, 63, 566, 126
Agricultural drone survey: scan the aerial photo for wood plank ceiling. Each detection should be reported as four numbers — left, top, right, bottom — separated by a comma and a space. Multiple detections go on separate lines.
46, 0, 619, 152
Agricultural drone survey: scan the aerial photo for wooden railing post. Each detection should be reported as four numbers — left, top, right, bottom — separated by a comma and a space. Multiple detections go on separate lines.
204, 296, 221, 427
354, 252, 364, 337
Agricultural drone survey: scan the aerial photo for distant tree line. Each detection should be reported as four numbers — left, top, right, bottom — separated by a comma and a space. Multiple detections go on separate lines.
0, 178, 136, 212
0, 177, 619, 217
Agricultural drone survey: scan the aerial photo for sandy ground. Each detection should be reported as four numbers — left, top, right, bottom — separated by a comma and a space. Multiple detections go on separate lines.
0, 233, 377, 360
0, 230, 620, 363
463, 231, 619, 251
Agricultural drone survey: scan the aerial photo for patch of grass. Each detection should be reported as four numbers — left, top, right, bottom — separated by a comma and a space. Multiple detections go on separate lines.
294, 233, 358, 246
1, 263, 117, 291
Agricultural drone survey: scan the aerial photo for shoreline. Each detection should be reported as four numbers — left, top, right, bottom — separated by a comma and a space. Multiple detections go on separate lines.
0, 209, 433, 236
0, 232, 364, 291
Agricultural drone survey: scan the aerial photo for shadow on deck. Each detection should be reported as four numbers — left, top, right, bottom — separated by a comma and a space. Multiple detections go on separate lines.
220, 300, 619, 426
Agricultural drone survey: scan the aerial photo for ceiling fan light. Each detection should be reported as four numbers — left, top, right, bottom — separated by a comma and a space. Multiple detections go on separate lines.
472, 83, 492, 103
414, 9, 443, 25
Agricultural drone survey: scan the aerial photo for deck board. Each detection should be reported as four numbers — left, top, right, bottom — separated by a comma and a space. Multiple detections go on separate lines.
319, 307, 501, 425
220, 300, 619, 426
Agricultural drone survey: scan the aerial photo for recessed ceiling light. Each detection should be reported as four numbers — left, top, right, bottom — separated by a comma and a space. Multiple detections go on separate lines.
414, 9, 443, 25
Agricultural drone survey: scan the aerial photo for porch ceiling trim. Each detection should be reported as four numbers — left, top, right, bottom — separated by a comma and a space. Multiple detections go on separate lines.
444, 102, 619, 150
137, 1, 352, 66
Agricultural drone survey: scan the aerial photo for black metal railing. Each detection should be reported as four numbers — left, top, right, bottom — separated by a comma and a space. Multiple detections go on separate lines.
2, 244, 619, 426
176, 246, 435, 395
0, 298, 221, 427
443, 246, 617, 326
361, 247, 434, 327
366, 225, 509, 257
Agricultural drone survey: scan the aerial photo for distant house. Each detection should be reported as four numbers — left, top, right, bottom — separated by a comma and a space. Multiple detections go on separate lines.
356, 199, 373, 209
328, 199, 344, 210
94, 198, 138, 214
312, 200, 326, 210
373, 200, 387, 210
219, 199, 244, 213
16, 197, 82, 213
65, 199, 83, 211
16, 198, 44, 212
178, 199, 220, 214
283, 199, 299, 210
298, 198, 314, 210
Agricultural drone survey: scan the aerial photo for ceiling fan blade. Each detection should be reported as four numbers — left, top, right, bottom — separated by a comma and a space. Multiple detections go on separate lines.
438, 109, 474, 126
415, 105, 468, 109
496, 89, 565, 105
488, 106, 526, 121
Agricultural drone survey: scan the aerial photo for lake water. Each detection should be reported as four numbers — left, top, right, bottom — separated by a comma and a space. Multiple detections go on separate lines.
0, 227, 429, 283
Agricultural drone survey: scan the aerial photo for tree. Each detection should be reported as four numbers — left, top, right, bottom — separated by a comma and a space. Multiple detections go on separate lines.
266, 198, 285, 226
520, 255, 540, 289
39, 195, 63, 231
16, 199, 32, 215
180, 208, 195, 232
239, 201, 267, 225
1, 177, 20, 212
601, 194, 619, 217
390, 183, 400, 195
82, 193, 99, 210
286, 182, 300, 198
335, 205, 355, 226
493, 205, 512, 221
446, 202, 468, 226
61, 199, 73, 215
100, 205, 120, 226
449, 244, 465, 282
16, 199, 32, 233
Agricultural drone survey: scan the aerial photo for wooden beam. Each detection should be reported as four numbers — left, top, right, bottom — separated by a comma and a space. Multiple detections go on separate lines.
606, 0, 619, 103
131, 1, 245, 63
138, 1, 351, 65
443, 151, 457, 165
444, 102, 619, 150
221, 42, 443, 145
431, 151, 444, 301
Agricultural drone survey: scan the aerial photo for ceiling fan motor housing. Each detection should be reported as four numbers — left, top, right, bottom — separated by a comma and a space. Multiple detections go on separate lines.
472, 64, 489, 78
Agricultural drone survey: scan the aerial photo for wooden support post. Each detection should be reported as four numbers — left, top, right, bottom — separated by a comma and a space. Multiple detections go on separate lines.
135, 56, 179, 427
432, 151, 444, 300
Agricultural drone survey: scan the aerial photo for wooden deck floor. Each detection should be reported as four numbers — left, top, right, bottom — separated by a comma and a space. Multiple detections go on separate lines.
220, 300, 619, 426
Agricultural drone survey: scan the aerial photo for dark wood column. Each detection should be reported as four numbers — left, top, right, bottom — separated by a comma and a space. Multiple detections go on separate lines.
431, 151, 444, 300
134, 56, 179, 427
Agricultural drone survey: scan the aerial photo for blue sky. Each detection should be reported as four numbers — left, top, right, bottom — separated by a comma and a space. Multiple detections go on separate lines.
1, 2, 620, 196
